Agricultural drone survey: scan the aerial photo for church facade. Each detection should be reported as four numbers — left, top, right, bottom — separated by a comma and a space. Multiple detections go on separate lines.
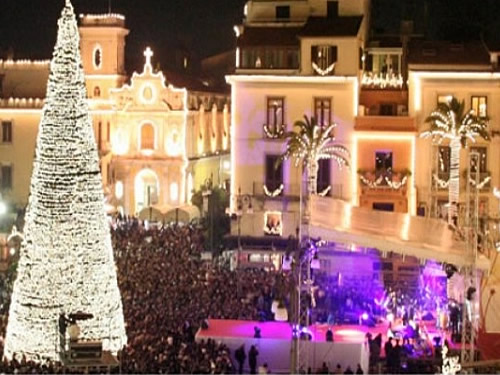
0, 13, 230, 218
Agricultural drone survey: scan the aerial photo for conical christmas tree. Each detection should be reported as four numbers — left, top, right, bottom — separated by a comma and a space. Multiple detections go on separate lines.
4, 0, 127, 361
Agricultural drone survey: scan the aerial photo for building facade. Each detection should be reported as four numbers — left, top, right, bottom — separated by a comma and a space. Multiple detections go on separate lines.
0, 13, 230, 219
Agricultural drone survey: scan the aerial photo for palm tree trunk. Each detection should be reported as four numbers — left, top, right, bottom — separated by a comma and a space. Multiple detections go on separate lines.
448, 138, 461, 226
303, 160, 319, 223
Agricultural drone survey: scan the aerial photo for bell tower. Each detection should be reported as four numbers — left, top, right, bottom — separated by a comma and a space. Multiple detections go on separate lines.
79, 13, 129, 99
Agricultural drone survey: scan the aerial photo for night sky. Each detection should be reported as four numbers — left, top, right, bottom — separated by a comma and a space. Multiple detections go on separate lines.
1, 0, 500, 75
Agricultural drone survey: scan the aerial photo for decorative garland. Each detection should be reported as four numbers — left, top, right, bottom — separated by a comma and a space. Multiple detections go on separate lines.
469, 175, 491, 189
312, 62, 335, 76
318, 186, 331, 197
384, 175, 408, 189
433, 173, 450, 188
359, 174, 384, 188
263, 123, 285, 139
263, 184, 284, 197
359, 175, 408, 190
441, 345, 461, 375
361, 72, 404, 89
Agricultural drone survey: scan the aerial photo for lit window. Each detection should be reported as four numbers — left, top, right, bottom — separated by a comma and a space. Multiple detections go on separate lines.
311, 45, 337, 75
265, 155, 283, 193
93, 86, 101, 98
266, 97, 284, 133
470, 146, 487, 173
314, 98, 331, 127
140, 123, 155, 150
264, 211, 283, 236
471, 96, 487, 118
170, 182, 179, 203
115, 181, 124, 200
437, 95, 453, 105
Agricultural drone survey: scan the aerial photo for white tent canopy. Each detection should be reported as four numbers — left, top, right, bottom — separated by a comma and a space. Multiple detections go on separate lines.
138, 204, 200, 223
309, 196, 490, 271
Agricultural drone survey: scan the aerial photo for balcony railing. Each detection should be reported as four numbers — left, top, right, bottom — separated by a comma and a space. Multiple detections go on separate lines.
361, 72, 404, 89
354, 116, 416, 132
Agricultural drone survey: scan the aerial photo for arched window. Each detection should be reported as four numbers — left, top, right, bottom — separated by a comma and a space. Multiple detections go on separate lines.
94, 86, 101, 98
141, 123, 155, 150
93, 46, 102, 70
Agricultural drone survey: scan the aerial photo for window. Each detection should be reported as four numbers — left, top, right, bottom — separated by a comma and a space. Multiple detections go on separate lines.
276, 5, 290, 19
1, 165, 12, 190
314, 98, 331, 127
265, 155, 283, 192
140, 123, 155, 150
317, 159, 331, 195
2, 121, 12, 143
380, 103, 395, 116
470, 146, 487, 173
437, 146, 450, 174
240, 47, 299, 69
373, 203, 394, 211
471, 96, 487, 118
93, 46, 102, 69
311, 45, 337, 75
375, 151, 393, 175
327, 1, 339, 18
94, 86, 101, 98
97, 121, 102, 151
437, 95, 453, 105
266, 97, 284, 130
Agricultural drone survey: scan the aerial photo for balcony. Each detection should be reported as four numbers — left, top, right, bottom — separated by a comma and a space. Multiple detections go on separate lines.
355, 116, 416, 132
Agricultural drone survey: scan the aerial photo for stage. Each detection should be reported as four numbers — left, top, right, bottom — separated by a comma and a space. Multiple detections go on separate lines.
196, 319, 451, 373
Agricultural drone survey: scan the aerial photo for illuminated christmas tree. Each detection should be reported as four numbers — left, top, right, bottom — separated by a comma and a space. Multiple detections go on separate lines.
4, 0, 126, 361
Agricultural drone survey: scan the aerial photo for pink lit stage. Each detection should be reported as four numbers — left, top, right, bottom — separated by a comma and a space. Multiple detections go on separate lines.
196, 319, 450, 373
196, 319, 370, 373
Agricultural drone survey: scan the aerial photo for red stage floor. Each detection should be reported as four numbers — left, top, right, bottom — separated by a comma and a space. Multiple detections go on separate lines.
197, 319, 452, 351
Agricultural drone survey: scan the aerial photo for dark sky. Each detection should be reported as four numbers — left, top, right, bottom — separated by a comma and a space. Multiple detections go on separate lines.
1, 0, 500, 74
0, 0, 247, 73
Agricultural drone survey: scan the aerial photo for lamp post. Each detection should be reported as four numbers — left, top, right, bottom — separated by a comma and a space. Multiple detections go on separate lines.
286, 234, 321, 374
202, 178, 214, 252
233, 187, 253, 269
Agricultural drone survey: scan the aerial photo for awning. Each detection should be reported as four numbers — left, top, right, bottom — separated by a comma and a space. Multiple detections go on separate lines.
309, 196, 490, 271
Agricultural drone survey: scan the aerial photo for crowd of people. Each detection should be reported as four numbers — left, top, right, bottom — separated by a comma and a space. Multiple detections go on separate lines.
0, 215, 466, 374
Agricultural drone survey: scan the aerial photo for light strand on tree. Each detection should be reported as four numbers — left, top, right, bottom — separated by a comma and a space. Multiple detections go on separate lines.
4, 0, 126, 361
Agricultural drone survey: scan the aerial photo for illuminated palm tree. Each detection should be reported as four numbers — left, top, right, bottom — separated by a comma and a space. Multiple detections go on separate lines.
281, 115, 349, 217
421, 97, 489, 226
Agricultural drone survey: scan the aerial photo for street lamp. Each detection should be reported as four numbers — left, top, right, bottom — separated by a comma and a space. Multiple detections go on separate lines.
283, 236, 321, 374
233, 187, 253, 268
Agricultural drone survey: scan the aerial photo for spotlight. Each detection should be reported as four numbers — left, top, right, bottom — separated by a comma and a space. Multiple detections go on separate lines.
361, 312, 369, 321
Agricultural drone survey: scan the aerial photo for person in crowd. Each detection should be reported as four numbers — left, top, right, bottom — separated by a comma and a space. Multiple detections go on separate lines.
235, 344, 246, 374
318, 361, 329, 374
248, 345, 259, 374
335, 363, 343, 374
344, 365, 354, 374
355, 363, 364, 374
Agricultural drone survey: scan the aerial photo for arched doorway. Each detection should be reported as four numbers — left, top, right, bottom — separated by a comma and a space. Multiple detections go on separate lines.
134, 169, 159, 214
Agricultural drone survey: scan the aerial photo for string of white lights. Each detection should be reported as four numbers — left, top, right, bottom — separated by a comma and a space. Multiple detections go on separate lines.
4, 0, 126, 361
